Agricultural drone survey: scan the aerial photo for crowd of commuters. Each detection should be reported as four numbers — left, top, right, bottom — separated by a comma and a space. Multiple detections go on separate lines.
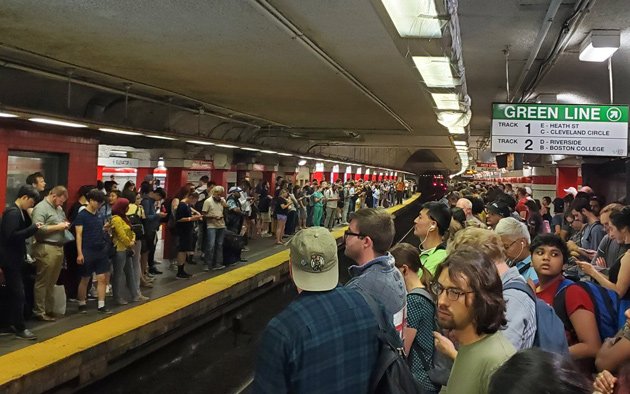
0, 171, 415, 342
253, 180, 630, 394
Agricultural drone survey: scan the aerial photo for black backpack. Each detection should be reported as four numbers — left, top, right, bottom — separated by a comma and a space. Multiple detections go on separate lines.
358, 291, 425, 394
127, 205, 145, 238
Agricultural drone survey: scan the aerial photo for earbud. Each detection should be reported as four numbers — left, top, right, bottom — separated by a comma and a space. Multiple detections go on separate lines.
429, 225, 436, 231
521, 241, 524, 246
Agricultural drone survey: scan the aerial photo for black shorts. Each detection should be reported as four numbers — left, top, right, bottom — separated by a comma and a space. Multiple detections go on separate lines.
141, 230, 157, 253
81, 251, 111, 277
178, 231, 195, 252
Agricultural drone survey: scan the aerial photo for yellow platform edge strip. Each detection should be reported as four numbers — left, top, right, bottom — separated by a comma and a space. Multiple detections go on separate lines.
0, 193, 420, 384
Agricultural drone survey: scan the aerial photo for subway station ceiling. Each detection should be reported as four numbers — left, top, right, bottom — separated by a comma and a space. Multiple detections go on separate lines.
0, 0, 628, 174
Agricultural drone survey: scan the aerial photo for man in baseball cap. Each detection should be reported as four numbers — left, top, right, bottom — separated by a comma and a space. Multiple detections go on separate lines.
253, 227, 381, 393
288, 227, 339, 291
486, 201, 511, 229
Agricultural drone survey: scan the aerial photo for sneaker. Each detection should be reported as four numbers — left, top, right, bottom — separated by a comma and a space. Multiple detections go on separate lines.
133, 295, 150, 302
176, 271, 192, 279
34, 314, 56, 322
115, 299, 129, 306
98, 307, 113, 314
212, 265, 226, 270
202, 267, 210, 272
0, 327, 14, 336
78, 304, 88, 314
141, 280, 154, 288
239, 257, 248, 262
242, 246, 250, 252
15, 329, 37, 340
149, 267, 163, 275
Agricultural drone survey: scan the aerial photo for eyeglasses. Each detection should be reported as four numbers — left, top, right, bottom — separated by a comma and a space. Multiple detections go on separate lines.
503, 238, 519, 251
344, 230, 366, 240
430, 282, 473, 301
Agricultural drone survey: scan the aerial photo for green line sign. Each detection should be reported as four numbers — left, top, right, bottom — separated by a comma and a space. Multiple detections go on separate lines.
493, 103, 628, 122
491, 103, 629, 157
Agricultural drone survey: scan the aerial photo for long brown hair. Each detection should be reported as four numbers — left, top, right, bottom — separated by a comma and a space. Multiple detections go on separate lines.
435, 247, 507, 335
391, 242, 432, 289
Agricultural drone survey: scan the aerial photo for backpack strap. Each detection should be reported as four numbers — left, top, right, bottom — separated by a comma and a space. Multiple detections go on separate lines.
502, 279, 536, 303
552, 278, 576, 334
517, 262, 532, 276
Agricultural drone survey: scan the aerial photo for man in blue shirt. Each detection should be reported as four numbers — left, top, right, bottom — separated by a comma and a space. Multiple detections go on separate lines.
253, 227, 380, 393
495, 217, 538, 283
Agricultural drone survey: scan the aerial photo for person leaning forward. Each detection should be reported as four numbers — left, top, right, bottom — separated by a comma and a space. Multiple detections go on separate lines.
31, 185, 71, 321
0, 185, 43, 339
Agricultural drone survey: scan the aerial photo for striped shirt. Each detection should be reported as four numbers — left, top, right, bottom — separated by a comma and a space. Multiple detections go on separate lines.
253, 287, 380, 394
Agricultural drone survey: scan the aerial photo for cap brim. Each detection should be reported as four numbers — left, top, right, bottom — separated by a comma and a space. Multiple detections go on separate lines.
292, 264, 339, 292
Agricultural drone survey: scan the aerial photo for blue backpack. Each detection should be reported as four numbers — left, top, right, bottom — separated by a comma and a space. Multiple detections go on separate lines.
503, 280, 569, 355
553, 279, 620, 342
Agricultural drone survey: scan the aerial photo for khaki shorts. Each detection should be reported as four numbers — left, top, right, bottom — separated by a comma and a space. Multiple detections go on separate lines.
261, 211, 271, 223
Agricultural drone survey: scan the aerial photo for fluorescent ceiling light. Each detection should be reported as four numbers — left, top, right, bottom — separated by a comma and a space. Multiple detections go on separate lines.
216, 144, 239, 149
448, 126, 465, 134
412, 57, 457, 88
437, 110, 471, 128
278, 152, 293, 156
146, 134, 177, 140
29, 117, 87, 128
579, 30, 620, 62
99, 127, 143, 136
381, 0, 442, 38
187, 140, 215, 146
298, 159, 307, 166
241, 147, 260, 151
260, 150, 277, 154
453, 141, 467, 146
431, 93, 460, 110
0, 112, 18, 118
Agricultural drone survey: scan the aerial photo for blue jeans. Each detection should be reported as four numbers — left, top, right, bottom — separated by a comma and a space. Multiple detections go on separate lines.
113, 251, 139, 302
205, 227, 225, 268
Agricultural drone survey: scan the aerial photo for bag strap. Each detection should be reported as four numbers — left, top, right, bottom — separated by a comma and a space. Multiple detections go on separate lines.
552, 279, 575, 333
503, 280, 536, 303
518, 262, 532, 276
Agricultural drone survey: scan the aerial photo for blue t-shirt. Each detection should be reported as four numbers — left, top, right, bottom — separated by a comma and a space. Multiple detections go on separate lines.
74, 209, 105, 251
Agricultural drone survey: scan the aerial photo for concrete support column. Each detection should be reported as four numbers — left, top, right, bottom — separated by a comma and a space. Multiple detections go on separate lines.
136, 167, 153, 186
556, 167, 578, 197
165, 167, 188, 197
212, 169, 227, 189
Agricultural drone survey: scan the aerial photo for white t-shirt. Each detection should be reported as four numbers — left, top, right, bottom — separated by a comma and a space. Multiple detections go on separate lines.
324, 189, 338, 209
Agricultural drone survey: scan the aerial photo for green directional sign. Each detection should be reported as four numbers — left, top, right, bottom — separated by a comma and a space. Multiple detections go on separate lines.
492, 103, 628, 122
491, 103, 629, 157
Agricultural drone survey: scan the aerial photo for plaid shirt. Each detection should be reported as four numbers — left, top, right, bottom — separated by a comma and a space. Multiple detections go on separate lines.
252, 286, 380, 394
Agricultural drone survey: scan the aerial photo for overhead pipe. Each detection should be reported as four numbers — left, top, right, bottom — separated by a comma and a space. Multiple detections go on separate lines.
520, 0, 596, 101
0, 58, 271, 129
510, 0, 563, 101
251, 0, 413, 134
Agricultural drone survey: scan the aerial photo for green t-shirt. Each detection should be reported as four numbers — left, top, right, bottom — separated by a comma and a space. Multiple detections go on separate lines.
419, 247, 447, 277
442, 332, 516, 394
312, 191, 324, 208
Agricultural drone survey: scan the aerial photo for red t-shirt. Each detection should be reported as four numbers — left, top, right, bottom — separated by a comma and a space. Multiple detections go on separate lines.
536, 276, 595, 346
516, 198, 529, 219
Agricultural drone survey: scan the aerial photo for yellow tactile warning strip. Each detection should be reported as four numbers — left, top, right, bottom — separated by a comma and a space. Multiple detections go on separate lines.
0, 193, 420, 385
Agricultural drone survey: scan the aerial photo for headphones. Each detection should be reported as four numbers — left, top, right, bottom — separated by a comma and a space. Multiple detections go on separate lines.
429, 224, 436, 231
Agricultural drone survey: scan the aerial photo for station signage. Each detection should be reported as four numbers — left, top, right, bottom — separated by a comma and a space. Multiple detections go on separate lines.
491, 103, 628, 157
98, 157, 139, 168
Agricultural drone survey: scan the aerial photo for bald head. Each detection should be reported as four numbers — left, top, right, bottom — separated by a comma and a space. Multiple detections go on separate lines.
456, 198, 473, 217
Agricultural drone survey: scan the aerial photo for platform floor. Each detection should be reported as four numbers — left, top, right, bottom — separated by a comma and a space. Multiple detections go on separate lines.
0, 228, 300, 356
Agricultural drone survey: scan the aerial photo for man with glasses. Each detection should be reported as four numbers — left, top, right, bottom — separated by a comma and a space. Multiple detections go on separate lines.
31, 186, 71, 321
432, 247, 515, 394
344, 208, 406, 337
495, 217, 538, 283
